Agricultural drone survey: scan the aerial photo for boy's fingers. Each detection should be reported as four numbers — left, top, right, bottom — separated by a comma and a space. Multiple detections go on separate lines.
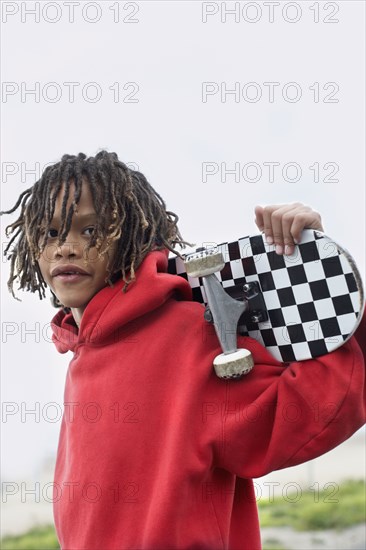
260, 203, 297, 248
280, 208, 302, 254
259, 204, 281, 244
270, 205, 299, 254
254, 205, 265, 232
290, 210, 324, 243
254, 203, 323, 255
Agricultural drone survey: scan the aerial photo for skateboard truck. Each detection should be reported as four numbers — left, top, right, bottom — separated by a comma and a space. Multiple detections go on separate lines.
184, 247, 258, 380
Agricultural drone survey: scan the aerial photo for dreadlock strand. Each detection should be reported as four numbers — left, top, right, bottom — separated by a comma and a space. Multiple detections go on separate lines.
58, 178, 72, 243
0, 187, 32, 217
60, 160, 85, 245
3, 189, 32, 239
89, 164, 111, 244
104, 167, 121, 240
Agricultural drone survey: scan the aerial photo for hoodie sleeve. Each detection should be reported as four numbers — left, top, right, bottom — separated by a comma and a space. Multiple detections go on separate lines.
213, 309, 366, 479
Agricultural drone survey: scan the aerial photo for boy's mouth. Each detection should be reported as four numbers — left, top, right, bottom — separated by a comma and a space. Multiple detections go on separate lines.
52, 265, 91, 277
54, 273, 90, 283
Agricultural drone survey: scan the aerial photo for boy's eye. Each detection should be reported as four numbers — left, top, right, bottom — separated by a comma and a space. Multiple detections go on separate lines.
47, 228, 58, 238
83, 226, 95, 236
42, 227, 95, 239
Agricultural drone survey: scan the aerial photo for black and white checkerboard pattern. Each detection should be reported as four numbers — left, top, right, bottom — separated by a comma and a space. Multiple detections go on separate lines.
168, 230, 364, 362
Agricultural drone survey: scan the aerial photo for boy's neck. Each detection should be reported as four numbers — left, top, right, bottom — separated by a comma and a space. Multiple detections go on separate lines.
71, 307, 83, 329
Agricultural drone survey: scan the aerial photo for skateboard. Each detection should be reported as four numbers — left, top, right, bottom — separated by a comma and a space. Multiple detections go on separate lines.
167, 230, 364, 379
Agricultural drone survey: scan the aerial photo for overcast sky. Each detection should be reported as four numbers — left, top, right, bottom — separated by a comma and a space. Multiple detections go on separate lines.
1, 1, 365, 484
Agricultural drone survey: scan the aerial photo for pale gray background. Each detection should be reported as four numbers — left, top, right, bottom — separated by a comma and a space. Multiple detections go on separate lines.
1, 0, 365, 533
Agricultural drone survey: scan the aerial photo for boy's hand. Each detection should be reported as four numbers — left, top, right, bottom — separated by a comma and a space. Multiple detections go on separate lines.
254, 203, 324, 256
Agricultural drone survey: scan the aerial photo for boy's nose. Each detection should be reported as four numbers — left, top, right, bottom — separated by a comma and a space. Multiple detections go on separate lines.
55, 238, 82, 258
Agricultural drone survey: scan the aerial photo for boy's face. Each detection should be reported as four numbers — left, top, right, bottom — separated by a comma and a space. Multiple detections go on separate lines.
37, 179, 117, 322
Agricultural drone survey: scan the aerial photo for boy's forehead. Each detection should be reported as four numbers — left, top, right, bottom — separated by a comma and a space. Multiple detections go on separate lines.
50, 178, 95, 212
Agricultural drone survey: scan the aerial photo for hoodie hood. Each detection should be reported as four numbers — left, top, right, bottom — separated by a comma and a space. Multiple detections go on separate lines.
51, 249, 192, 353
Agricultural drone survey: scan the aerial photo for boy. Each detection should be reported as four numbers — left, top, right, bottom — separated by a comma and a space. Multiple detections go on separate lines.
2, 150, 365, 550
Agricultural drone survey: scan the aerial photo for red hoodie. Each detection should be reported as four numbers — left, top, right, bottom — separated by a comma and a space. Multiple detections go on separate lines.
51, 249, 366, 550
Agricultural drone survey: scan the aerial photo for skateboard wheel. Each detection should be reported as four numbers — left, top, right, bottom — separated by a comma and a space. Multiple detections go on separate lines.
184, 249, 225, 278
213, 349, 254, 380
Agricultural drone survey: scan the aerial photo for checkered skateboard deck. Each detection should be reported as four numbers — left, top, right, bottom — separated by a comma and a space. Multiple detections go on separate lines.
167, 230, 364, 362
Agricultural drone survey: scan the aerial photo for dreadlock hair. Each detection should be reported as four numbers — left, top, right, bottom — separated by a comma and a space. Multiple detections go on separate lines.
1, 150, 191, 311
